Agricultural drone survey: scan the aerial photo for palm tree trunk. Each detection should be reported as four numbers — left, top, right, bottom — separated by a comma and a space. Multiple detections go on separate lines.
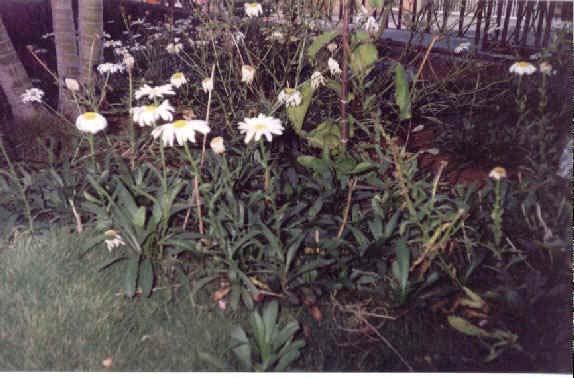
0, 15, 38, 121
51, 0, 80, 117
78, 0, 103, 87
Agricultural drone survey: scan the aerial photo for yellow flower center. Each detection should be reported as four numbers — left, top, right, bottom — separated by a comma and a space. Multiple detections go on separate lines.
172, 120, 188, 129
253, 123, 268, 131
172, 73, 184, 80
284, 88, 295, 95
105, 230, 118, 239
83, 112, 98, 120
143, 105, 157, 112
246, 3, 259, 8
516, 62, 530, 68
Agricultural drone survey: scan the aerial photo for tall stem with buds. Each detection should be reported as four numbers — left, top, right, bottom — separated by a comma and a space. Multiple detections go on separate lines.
340, 0, 350, 146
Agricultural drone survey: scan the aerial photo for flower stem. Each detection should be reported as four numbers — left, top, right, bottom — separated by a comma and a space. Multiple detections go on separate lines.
88, 134, 98, 172
159, 141, 167, 189
184, 143, 204, 234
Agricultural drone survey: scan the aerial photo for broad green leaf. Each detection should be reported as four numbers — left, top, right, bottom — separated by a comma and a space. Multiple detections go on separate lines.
307, 30, 339, 60
394, 63, 412, 120
350, 43, 378, 74
273, 322, 300, 351
447, 316, 490, 337
133, 206, 146, 228
286, 82, 315, 134
139, 258, 154, 297
230, 325, 252, 370
263, 301, 279, 345
394, 239, 410, 297
369, 0, 383, 8
124, 256, 139, 298
307, 121, 342, 150
297, 156, 330, 175
352, 31, 371, 44
275, 349, 301, 372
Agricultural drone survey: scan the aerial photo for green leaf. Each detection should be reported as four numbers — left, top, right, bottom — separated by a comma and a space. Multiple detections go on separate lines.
394, 63, 412, 120
307, 30, 339, 60
286, 82, 315, 134
369, 0, 383, 8
263, 301, 279, 345
447, 316, 490, 338
139, 258, 154, 297
350, 43, 378, 74
393, 239, 410, 298
297, 155, 330, 175
230, 325, 252, 370
124, 256, 140, 298
350, 162, 377, 175
307, 121, 342, 150
133, 206, 146, 228
275, 349, 301, 372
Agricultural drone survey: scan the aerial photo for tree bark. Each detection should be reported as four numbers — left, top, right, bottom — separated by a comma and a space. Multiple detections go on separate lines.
78, 0, 104, 86
0, 15, 38, 122
51, 0, 80, 117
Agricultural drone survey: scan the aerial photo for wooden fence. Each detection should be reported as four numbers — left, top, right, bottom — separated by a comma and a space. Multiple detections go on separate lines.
123, 0, 572, 50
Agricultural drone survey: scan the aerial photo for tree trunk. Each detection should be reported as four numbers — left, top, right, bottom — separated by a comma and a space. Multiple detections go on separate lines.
51, 0, 80, 117
78, 0, 103, 86
0, 15, 38, 122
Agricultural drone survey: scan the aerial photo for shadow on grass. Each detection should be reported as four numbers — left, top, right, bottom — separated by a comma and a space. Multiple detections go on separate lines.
0, 228, 236, 371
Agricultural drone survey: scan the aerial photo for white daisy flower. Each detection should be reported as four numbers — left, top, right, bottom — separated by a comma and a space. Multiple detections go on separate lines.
174, 0, 183, 8
327, 42, 338, 53
210, 136, 226, 154
310, 71, 326, 89
238, 114, 284, 144
278, 88, 302, 108
509, 61, 536, 76
454, 42, 471, 54
539, 61, 554, 76
97, 62, 126, 75
202, 77, 214, 93
132, 100, 175, 127
151, 120, 210, 147
365, 17, 379, 34
170, 72, 187, 88
21, 88, 44, 103
270, 31, 285, 42
65, 78, 80, 92
75, 112, 108, 134
488, 167, 507, 181
234, 31, 246, 43
135, 84, 175, 100
103, 40, 123, 48
244, 2, 263, 18
241, 65, 256, 84
104, 230, 125, 252
328, 58, 342, 76
166, 42, 183, 54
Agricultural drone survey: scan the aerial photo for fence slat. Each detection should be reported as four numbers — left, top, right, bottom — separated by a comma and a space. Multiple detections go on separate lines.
543, 1, 556, 47
458, 0, 467, 37
514, 0, 525, 44
520, 1, 535, 47
534, 1, 547, 48
475, 0, 485, 45
494, 0, 504, 41
397, 0, 403, 30
501, 0, 513, 44
482, 0, 493, 49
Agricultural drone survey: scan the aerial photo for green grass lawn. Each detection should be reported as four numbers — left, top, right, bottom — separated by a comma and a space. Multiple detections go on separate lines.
0, 228, 236, 371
